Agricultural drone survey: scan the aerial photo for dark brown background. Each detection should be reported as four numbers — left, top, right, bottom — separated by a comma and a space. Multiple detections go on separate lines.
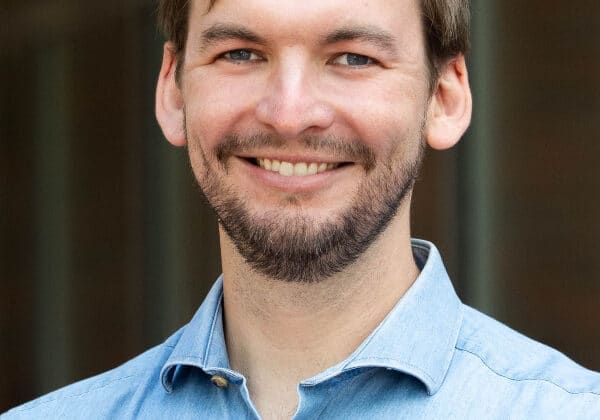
2, 0, 599, 412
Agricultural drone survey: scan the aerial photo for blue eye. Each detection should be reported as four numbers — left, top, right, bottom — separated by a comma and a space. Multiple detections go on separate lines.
333, 53, 374, 66
222, 49, 261, 62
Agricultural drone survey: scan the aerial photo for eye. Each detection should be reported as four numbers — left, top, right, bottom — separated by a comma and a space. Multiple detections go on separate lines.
220, 49, 262, 63
332, 53, 375, 67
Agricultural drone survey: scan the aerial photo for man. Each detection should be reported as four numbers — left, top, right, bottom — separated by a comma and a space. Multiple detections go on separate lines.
4, 0, 600, 418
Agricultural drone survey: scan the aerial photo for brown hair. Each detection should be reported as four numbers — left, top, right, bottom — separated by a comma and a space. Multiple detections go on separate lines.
157, 0, 469, 83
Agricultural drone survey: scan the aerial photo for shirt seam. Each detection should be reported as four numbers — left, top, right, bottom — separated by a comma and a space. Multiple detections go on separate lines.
411, 243, 429, 252
12, 373, 143, 412
456, 346, 600, 396
346, 357, 436, 384
202, 288, 224, 366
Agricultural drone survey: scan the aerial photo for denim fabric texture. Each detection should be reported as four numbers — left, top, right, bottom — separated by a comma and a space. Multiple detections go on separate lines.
4, 240, 600, 419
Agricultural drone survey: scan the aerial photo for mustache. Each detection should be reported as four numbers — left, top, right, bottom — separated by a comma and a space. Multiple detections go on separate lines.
215, 133, 376, 171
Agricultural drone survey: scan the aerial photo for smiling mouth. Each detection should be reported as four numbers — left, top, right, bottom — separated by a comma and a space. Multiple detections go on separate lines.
247, 158, 351, 177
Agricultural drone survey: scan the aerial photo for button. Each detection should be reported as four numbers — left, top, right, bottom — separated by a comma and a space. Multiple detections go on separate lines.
210, 375, 229, 388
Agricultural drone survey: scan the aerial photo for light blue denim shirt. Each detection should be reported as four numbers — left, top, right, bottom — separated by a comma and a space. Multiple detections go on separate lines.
5, 240, 600, 419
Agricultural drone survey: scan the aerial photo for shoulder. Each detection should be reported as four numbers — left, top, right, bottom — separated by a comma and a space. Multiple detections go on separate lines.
2, 328, 184, 419
451, 304, 600, 413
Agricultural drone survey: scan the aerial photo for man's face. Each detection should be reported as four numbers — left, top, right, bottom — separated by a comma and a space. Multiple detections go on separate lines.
179, 0, 432, 282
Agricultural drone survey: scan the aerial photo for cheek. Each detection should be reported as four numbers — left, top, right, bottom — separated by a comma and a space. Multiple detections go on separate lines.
183, 72, 260, 148
331, 80, 427, 156
338, 98, 424, 159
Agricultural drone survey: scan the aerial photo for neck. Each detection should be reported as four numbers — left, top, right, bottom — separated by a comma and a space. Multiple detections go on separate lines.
219, 205, 419, 416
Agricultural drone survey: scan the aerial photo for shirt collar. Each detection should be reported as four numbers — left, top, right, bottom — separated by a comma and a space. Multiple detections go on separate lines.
160, 275, 232, 392
160, 239, 462, 395
301, 239, 463, 395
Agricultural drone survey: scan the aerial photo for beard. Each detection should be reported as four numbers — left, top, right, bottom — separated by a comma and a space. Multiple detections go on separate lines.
187, 124, 425, 283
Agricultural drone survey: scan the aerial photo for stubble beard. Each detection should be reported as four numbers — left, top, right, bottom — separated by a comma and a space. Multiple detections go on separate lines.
187, 125, 425, 284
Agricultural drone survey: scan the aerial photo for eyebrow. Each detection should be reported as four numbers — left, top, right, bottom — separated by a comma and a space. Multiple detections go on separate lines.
196, 23, 399, 56
198, 23, 266, 51
322, 26, 399, 56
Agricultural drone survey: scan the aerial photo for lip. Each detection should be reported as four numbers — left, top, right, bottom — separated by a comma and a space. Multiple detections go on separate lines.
236, 151, 351, 165
234, 156, 355, 193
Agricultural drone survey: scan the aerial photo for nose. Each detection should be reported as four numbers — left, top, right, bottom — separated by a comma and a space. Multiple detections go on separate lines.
255, 61, 335, 139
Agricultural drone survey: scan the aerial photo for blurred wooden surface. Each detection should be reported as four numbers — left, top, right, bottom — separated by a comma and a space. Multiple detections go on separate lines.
490, 0, 600, 367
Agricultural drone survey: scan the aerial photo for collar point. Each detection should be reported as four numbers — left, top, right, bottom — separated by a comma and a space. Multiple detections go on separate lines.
160, 364, 176, 393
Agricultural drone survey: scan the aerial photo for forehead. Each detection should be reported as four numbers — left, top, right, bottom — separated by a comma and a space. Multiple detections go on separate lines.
189, 0, 424, 47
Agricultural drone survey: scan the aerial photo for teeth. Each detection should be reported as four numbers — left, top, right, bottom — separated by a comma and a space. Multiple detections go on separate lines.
279, 161, 294, 176
294, 162, 308, 176
256, 158, 340, 176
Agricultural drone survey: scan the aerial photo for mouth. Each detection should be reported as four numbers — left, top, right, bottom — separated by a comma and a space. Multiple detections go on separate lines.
245, 157, 352, 177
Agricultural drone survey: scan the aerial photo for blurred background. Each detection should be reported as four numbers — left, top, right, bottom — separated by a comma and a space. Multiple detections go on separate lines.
1, 0, 599, 411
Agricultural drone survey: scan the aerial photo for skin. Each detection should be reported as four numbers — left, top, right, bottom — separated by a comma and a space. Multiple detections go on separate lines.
156, 0, 472, 418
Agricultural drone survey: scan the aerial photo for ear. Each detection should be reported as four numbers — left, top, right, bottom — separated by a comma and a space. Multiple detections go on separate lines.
156, 42, 186, 147
425, 55, 472, 150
